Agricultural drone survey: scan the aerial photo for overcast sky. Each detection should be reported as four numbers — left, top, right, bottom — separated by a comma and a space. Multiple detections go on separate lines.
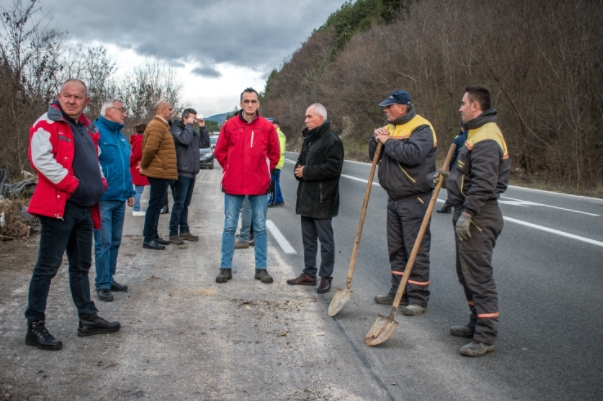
36, 0, 348, 117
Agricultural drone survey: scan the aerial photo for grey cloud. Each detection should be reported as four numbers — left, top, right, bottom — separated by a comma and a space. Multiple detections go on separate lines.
191, 66, 222, 78
41, 0, 346, 71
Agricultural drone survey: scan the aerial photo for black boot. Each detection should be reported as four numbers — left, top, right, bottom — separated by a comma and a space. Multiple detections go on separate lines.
25, 320, 62, 351
77, 314, 121, 337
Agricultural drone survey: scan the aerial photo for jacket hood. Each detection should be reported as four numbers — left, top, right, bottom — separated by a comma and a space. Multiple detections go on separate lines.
390, 108, 417, 126
465, 109, 497, 130
95, 115, 125, 132
48, 100, 90, 125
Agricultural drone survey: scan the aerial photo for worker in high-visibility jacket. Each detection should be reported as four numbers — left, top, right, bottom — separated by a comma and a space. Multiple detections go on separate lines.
438, 85, 510, 357
369, 90, 438, 316
268, 118, 286, 207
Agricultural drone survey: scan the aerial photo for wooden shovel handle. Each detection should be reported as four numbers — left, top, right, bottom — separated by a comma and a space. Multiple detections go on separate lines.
344, 142, 383, 289
390, 143, 457, 311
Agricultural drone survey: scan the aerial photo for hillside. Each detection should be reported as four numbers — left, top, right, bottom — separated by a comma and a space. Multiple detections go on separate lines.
261, 0, 603, 192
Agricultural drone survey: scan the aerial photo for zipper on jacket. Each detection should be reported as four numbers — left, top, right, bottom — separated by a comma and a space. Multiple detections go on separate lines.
398, 163, 416, 183
251, 131, 254, 148
461, 175, 466, 197
320, 183, 323, 203
471, 220, 482, 231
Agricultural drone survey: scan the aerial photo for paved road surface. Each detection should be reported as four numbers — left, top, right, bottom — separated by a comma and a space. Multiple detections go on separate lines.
0, 153, 601, 400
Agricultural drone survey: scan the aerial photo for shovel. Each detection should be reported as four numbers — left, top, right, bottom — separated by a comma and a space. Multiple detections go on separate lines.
364, 143, 457, 346
328, 142, 383, 317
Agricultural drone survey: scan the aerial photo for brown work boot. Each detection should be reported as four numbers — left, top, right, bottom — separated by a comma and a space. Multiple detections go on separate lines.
460, 340, 495, 357
254, 269, 273, 284
286, 273, 317, 286
180, 232, 199, 241
450, 326, 474, 338
235, 240, 249, 249
169, 235, 184, 245
317, 278, 331, 293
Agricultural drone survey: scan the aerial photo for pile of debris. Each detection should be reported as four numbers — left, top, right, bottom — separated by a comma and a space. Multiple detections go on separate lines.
0, 169, 38, 241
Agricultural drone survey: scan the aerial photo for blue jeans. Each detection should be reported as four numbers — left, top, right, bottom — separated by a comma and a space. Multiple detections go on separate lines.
169, 175, 195, 237
238, 197, 252, 242
143, 177, 171, 243
25, 204, 97, 323
221, 194, 267, 269
94, 200, 126, 290
268, 169, 284, 205
133, 185, 145, 211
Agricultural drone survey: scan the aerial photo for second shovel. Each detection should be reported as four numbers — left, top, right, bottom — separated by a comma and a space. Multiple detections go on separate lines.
328, 142, 382, 317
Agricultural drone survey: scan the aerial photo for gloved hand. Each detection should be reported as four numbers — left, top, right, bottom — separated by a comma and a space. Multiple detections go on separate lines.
432, 169, 450, 187
455, 212, 472, 241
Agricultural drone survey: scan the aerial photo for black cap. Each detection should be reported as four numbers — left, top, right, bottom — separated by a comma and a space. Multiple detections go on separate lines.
379, 90, 412, 107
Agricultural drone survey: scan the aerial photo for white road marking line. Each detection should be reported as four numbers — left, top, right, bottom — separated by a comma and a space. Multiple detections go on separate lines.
340, 174, 381, 187
503, 217, 603, 248
285, 152, 603, 202
266, 220, 297, 254
507, 185, 603, 202
285, 158, 296, 163
499, 196, 599, 216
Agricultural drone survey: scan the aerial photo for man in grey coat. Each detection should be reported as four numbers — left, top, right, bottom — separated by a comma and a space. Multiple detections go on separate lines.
169, 108, 210, 244
286, 103, 344, 293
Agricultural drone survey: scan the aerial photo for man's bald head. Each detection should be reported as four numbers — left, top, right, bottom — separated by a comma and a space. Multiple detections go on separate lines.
61, 79, 88, 96
155, 101, 174, 120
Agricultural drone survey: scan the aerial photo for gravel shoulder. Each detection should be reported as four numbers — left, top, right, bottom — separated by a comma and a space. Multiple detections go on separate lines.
0, 169, 390, 401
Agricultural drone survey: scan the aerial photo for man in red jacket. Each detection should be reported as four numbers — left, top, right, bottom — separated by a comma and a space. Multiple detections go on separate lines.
24, 79, 121, 351
214, 88, 280, 284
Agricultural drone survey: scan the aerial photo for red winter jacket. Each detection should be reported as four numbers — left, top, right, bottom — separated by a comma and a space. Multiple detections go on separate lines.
215, 112, 280, 195
28, 103, 107, 229
129, 133, 149, 186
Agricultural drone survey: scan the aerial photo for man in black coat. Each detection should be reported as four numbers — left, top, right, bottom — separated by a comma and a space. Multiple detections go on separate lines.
286, 103, 344, 293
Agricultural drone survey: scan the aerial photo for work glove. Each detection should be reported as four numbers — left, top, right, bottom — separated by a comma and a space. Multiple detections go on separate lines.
455, 212, 472, 241
432, 169, 450, 187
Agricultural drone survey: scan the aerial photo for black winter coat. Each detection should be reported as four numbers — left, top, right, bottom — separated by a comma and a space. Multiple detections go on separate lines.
295, 122, 344, 218
171, 120, 210, 178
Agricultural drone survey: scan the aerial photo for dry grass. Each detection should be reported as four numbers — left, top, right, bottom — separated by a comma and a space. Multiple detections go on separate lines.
0, 198, 30, 240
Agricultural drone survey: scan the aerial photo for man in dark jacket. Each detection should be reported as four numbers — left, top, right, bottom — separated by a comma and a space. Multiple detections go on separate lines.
439, 86, 509, 357
369, 90, 437, 316
169, 108, 210, 244
93, 99, 135, 302
286, 103, 344, 293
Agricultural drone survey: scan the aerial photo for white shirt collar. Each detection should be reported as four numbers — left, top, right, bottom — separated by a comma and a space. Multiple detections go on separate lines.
155, 115, 168, 124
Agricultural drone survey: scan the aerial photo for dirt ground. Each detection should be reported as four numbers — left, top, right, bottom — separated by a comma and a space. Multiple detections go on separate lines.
0, 169, 389, 401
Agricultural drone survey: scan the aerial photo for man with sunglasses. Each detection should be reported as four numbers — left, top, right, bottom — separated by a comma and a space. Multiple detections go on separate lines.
169, 108, 210, 244
93, 99, 135, 302
214, 88, 280, 284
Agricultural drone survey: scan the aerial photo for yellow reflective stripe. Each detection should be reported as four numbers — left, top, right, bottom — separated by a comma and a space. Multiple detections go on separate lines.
398, 164, 416, 183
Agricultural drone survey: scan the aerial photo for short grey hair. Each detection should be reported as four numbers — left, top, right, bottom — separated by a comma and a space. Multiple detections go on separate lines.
101, 99, 121, 116
310, 103, 327, 121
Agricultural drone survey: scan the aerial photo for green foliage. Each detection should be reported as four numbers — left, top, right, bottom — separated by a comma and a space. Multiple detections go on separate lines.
203, 120, 220, 132
320, 0, 408, 51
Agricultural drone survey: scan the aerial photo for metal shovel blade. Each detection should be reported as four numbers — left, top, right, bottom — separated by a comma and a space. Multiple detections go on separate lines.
364, 314, 399, 346
328, 288, 353, 317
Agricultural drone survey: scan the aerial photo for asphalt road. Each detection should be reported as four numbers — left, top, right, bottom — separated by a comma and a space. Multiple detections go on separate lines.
261, 151, 603, 400
1, 153, 601, 400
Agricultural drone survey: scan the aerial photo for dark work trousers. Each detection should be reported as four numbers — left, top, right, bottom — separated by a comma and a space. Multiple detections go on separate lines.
169, 175, 195, 237
25, 204, 97, 323
453, 201, 503, 344
387, 194, 432, 307
301, 216, 335, 281
143, 177, 171, 243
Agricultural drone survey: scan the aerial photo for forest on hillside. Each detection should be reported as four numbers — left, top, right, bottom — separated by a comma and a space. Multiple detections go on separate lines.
261, 0, 603, 191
